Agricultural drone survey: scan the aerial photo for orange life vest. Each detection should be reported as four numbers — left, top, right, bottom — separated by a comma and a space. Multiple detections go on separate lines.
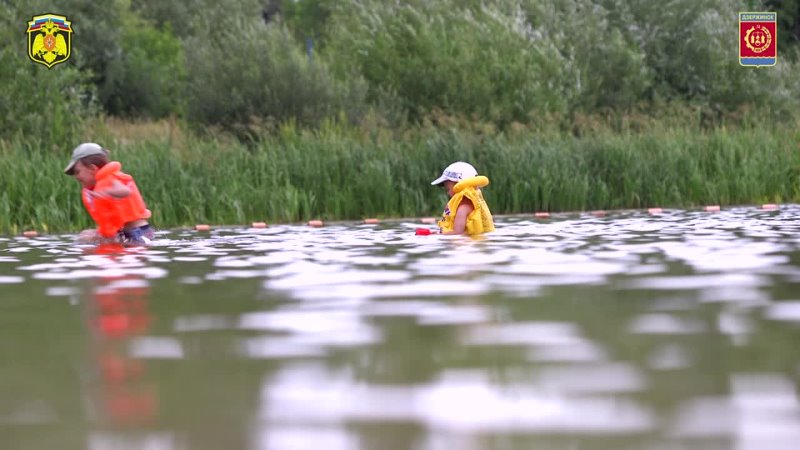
81, 162, 151, 238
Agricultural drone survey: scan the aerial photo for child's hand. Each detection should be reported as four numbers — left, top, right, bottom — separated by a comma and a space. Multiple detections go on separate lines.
77, 229, 100, 242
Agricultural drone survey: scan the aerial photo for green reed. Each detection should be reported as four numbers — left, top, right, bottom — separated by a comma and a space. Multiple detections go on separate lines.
1, 123, 799, 235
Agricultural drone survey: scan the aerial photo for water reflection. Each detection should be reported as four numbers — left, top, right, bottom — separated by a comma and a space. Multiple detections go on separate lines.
0, 207, 799, 449
82, 244, 161, 450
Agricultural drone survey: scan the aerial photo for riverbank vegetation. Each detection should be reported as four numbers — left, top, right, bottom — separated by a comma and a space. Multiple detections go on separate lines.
1, 0, 798, 233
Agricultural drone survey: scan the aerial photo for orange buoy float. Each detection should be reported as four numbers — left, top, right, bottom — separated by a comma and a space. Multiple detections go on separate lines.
251, 222, 267, 228
23, 230, 38, 237
761, 204, 778, 210
308, 220, 324, 227
704, 205, 721, 212
364, 218, 380, 224
195, 224, 210, 231
647, 208, 663, 215
534, 212, 550, 219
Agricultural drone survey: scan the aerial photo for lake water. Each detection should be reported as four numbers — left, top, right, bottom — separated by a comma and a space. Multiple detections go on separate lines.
2, 206, 800, 450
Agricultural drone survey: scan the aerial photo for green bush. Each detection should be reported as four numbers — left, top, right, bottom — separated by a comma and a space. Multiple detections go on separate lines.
0, 1, 96, 147
600, 0, 800, 113
322, 0, 798, 127
281, 0, 336, 44
183, 17, 369, 137
52, 0, 127, 98
102, 17, 185, 118
520, 0, 652, 112
327, 1, 569, 125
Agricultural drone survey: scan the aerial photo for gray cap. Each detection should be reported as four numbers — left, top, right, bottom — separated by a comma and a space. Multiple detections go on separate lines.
64, 143, 107, 175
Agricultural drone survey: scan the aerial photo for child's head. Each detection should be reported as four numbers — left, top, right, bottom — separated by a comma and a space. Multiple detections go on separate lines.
64, 143, 109, 188
431, 161, 478, 197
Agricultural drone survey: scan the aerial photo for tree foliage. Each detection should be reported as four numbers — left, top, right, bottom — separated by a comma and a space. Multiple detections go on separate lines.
4, 0, 799, 136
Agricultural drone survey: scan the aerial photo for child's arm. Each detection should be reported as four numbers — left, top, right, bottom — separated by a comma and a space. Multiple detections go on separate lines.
441, 201, 475, 235
88, 179, 131, 199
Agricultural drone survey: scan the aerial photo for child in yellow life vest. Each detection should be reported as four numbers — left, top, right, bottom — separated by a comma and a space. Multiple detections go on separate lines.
431, 161, 495, 235
64, 143, 154, 245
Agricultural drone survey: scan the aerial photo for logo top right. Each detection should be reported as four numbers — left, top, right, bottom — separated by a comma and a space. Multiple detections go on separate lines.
739, 12, 777, 67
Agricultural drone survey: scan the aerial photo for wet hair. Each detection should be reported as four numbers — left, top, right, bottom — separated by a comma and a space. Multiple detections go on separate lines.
79, 152, 109, 169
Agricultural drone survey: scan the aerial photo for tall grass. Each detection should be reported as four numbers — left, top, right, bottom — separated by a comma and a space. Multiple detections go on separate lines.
1, 121, 799, 234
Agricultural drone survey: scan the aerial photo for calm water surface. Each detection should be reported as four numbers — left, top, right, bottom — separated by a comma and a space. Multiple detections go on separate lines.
2, 207, 800, 450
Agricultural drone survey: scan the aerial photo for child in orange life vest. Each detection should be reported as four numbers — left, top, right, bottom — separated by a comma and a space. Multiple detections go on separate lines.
64, 143, 154, 245
430, 161, 495, 235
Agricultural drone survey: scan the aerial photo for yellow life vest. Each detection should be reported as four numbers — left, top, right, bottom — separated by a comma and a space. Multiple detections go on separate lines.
438, 176, 495, 235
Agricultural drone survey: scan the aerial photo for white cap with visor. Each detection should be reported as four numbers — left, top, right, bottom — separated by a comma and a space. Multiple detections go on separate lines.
431, 161, 478, 185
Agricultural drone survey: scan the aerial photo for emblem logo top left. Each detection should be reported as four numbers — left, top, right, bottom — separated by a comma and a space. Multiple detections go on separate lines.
27, 13, 72, 69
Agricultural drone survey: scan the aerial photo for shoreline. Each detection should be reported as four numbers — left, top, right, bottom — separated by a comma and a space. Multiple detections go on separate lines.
7, 202, 790, 238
